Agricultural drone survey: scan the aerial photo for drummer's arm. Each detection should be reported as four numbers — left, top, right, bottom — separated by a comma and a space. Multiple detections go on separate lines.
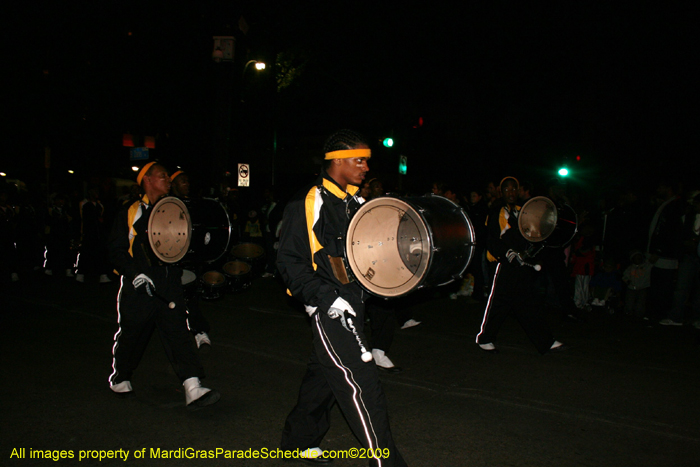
486, 207, 509, 261
276, 201, 336, 313
107, 207, 140, 281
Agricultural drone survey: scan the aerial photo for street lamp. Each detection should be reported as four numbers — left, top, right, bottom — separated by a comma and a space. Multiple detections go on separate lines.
243, 60, 266, 78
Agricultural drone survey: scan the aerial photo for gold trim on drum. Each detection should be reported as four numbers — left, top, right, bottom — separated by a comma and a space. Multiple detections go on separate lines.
147, 196, 192, 263
346, 197, 432, 298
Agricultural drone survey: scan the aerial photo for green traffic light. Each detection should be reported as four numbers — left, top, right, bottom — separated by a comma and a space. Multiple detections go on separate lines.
558, 167, 569, 177
383, 138, 394, 148
398, 155, 407, 175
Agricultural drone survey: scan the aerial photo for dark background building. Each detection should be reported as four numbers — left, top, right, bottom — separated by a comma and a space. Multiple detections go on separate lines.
5, 1, 696, 201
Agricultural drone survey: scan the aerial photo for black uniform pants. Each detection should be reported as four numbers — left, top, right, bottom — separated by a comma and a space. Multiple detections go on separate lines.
281, 311, 406, 467
366, 299, 397, 352
476, 261, 555, 354
109, 275, 204, 386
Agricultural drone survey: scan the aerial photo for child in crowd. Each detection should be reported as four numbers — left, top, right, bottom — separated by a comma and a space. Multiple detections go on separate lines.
589, 257, 623, 310
569, 224, 597, 310
622, 250, 653, 318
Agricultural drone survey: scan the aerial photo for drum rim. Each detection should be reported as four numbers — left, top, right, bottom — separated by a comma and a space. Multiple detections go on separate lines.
345, 196, 435, 298
201, 270, 227, 286
222, 260, 252, 276
230, 242, 265, 260
148, 196, 193, 263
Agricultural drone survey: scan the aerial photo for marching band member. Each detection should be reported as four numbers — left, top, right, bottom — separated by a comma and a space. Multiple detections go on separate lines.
107, 162, 219, 409
277, 130, 407, 466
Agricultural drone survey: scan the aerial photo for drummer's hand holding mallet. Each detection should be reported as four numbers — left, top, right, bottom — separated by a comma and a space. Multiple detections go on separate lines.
327, 297, 373, 362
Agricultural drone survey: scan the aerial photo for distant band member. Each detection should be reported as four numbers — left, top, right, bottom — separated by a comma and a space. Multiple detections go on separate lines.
476, 176, 564, 354
107, 162, 219, 408
171, 169, 212, 351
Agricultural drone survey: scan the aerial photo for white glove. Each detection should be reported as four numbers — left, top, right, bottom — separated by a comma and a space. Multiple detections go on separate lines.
133, 273, 155, 296
505, 249, 524, 265
327, 297, 356, 332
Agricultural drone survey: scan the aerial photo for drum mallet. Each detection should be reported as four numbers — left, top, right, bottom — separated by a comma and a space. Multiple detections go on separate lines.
152, 291, 176, 309
346, 317, 373, 363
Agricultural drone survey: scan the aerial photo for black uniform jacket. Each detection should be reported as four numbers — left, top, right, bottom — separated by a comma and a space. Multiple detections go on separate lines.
277, 171, 367, 314
108, 195, 182, 289
486, 202, 530, 263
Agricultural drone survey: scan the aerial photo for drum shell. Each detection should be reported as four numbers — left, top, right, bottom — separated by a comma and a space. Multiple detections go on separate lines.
200, 270, 227, 300
222, 260, 252, 293
546, 204, 578, 248
182, 198, 232, 264
345, 195, 476, 298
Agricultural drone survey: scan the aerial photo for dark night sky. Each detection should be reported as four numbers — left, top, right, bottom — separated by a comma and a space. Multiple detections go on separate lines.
6, 1, 697, 199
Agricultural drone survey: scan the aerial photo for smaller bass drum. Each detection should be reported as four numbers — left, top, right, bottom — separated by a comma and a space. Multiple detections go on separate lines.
518, 196, 578, 248
345, 195, 476, 298
148, 197, 232, 265
230, 242, 265, 275
200, 270, 227, 300
222, 260, 252, 293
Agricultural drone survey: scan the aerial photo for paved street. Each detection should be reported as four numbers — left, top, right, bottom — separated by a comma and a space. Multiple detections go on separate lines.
3, 270, 700, 466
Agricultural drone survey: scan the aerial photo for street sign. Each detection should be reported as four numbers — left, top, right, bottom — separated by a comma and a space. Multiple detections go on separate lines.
130, 147, 149, 161
238, 163, 250, 187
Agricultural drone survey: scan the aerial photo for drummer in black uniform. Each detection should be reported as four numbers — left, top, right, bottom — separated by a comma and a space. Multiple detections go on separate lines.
277, 129, 408, 466
170, 169, 213, 351
107, 161, 219, 408
475, 176, 564, 355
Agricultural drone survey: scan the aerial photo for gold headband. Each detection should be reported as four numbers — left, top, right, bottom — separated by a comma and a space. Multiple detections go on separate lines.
499, 176, 520, 189
137, 162, 157, 186
170, 170, 184, 181
324, 149, 372, 160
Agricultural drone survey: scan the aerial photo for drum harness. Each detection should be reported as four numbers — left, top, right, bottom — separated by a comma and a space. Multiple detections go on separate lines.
319, 184, 360, 287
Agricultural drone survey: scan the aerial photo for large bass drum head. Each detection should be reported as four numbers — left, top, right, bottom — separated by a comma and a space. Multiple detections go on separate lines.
346, 197, 432, 298
518, 196, 557, 243
148, 197, 192, 263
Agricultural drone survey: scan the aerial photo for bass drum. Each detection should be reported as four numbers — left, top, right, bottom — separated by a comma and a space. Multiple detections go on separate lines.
200, 271, 227, 300
222, 260, 252, 293
518, 196, 577, 248
148, 197, 232, 264
345, 195, 476, 298
230, 243, 265, 275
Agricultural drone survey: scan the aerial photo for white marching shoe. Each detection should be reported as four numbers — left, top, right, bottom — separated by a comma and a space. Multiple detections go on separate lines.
110, 380, 134, 398
183, 377, 220, 409
400, 318, 422, 329
195, 332, 211, 351
372, 349, 402, 373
